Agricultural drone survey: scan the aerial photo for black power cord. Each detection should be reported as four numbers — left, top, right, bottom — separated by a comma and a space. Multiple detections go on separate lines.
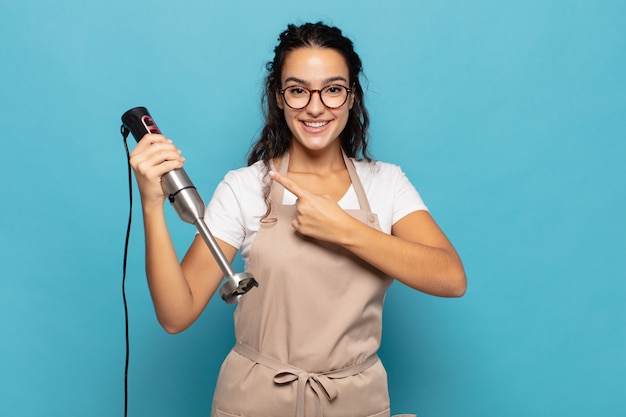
120, 125, 133, 417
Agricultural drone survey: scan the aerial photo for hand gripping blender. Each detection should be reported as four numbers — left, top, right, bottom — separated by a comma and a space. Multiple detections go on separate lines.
121, 107, 258, 304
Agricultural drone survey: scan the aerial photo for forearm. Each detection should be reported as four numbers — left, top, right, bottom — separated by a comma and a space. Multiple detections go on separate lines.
340, 217, 466, 297
142, 205, 197, 332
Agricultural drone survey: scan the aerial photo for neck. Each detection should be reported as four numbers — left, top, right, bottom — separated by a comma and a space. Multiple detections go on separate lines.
287, 141, 344, 174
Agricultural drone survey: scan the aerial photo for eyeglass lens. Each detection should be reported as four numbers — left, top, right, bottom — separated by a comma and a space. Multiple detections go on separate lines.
282, 86, 349, 109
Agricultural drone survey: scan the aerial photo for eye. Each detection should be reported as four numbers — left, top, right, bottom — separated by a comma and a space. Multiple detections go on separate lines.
286, 86, 308, 97
324, 85, 344, 96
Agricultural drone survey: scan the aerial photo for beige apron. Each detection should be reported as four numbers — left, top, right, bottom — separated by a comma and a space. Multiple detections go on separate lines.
212, 151, 395, 417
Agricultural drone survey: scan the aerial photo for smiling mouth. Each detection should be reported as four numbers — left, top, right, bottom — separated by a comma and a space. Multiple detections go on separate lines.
302, 120, 330, 128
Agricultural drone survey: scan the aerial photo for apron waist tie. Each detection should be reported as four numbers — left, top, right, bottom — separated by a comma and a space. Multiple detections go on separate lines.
233, 342, 379, 417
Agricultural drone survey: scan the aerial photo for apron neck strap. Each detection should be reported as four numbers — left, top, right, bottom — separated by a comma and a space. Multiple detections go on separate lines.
341, 151, 373, 213
270, 149, 373, 213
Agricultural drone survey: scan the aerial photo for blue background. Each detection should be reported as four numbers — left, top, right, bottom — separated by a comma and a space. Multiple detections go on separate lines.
1, 1, 624, 416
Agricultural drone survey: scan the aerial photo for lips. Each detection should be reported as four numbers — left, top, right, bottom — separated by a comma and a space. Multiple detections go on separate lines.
302, 120, 330, 128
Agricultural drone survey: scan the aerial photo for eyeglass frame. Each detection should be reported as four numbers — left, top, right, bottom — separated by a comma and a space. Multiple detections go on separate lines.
278, 84, 353, 110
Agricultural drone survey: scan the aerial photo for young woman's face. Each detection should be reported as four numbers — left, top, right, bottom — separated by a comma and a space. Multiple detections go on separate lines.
278, 47, 354, 154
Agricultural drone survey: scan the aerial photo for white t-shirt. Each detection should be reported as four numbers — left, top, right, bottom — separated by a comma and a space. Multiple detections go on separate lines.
204, 159, 428, 266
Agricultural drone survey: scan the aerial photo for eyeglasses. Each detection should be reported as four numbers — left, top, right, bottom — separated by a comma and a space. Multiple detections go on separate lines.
279, 85, 352, 110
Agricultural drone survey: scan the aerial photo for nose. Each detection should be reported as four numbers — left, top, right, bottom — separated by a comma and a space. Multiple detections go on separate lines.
305, 90, 325, 116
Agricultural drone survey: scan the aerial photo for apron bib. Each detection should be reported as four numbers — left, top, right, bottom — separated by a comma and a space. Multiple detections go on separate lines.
212, 151, 393, 417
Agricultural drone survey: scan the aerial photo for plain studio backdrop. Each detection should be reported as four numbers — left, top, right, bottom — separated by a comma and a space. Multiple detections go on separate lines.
1, 1, 624, 416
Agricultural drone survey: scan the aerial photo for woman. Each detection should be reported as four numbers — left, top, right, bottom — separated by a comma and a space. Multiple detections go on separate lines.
130, 22, 466, 417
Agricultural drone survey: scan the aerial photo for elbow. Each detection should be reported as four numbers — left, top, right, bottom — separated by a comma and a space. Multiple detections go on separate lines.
157, 315, 192, 335
437, 277, 466, 298
445, 265, 467, 298
448, 277, 467, 298
430, 258, 466, 298
162, 324, 186, 335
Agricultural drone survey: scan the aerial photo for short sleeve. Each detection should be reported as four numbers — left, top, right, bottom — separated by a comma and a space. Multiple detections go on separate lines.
203, 173, 246, 250
391, 166, 428, 225
354, 160, 428, 234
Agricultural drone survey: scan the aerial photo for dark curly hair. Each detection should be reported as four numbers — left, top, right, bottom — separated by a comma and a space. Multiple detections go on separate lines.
248, 22, 371, 167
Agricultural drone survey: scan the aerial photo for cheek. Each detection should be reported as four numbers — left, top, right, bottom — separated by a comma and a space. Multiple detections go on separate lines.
281, 105, 302, 123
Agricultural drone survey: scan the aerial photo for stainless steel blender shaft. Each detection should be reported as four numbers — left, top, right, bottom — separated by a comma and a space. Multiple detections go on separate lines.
162, 168, 258, 304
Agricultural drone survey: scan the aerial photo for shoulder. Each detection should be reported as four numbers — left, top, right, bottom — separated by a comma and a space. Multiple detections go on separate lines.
222, 160, 266, 184
219, 161, 267, 196
205, 161, 267, 248
351, 158, 428, 227
351, 159, 408, 185
351, 158, 419, 204
210, 161, 267, 217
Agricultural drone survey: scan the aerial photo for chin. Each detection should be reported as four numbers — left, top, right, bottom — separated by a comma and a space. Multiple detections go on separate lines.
295, 134, 338, 151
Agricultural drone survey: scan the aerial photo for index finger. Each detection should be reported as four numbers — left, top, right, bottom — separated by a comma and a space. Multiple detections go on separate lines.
134, 133, 170, 151
269, 170, 310, 199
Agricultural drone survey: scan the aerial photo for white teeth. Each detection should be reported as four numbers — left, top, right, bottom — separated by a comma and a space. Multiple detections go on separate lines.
303, 121, 329, 128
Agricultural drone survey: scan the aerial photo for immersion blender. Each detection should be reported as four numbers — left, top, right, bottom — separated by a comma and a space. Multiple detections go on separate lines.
121, 106, 258, 304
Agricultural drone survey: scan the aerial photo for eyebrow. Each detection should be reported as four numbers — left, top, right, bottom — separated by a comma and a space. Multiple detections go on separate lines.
283, 76, 349, 86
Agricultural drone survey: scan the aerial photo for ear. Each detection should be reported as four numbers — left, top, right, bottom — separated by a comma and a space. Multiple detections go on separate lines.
348, 84, 356, 109
276, 90, 284, 110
